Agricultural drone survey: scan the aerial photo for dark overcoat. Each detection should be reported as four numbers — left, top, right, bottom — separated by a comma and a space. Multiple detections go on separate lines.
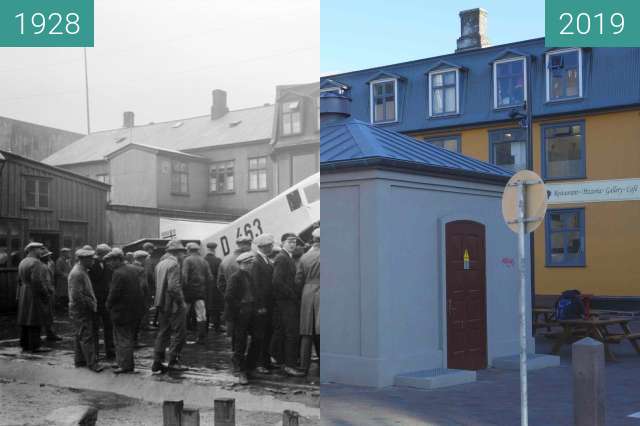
204, 253, 223, 311
296, 245, 320, 335
182, 254, 212, 303
16, 256, 49, 327
106, 264, 145, 325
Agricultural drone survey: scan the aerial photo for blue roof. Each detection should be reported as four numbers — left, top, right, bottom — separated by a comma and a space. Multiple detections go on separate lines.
321, 38, 640, 134
321, 116, 512, 182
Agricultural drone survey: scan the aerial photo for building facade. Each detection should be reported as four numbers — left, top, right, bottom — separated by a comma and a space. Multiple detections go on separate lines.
322, 9, 640, 299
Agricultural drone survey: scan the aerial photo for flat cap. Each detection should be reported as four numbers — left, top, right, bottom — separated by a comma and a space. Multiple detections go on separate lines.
60, 247, 71, 253
206, 241, 218, 249
254, 233, 274, 247
96, 244, 112, 254
281, 232, 297, 242
312, 228, 320, 239
133, 250, 149, 259
142, 242, 156, 250
104, 247, 125, 260
165, 239, 186, 252
75, 248, 95, 258
236, 236, 252, 244
40, 249, 53, 258
82, 245, 94, 251
236, 252, 255, 264
186, 242, 201, 251
24, 242, 44, 252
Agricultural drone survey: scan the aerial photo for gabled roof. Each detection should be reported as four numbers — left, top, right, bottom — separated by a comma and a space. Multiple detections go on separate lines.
489, 48, 530, 63
43, 105, 274, 166
320, 79, 349, 92
424, 60, 464, 74
320, 117, 512, 183
366, 70, 405, 83
105, 143, 209, 162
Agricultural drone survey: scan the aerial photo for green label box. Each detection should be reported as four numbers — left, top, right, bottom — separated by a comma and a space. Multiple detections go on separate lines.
0, 0, 93, 47
546, 0, 640, 47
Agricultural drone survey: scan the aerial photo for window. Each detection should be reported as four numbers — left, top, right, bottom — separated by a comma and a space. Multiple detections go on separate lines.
60, 222, 87, 252
424, 135, 461, 153
489, 129, 527, 172
370, 79, 397, 123
281, 100, 302, 135
171, 161, 189, 194
248, 156, 268, 191
96, 174, 110, 184
542, 122, 585, 180
546, 49, 582, 101
24, 177, 50, 209
545, 209, 585, 267
429, 69, 458, 116
0, 219, 25, 268
209, 160, 235, 193
494, 57, 526, 108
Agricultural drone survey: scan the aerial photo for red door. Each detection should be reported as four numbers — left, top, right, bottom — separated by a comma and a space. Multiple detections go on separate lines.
446, 220, 487, 370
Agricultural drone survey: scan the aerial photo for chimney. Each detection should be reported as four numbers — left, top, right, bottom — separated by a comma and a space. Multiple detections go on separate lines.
211, 89, 229, 120
320, 91, 351, 125
456, 8, 490, 53
123, 111, 135, 128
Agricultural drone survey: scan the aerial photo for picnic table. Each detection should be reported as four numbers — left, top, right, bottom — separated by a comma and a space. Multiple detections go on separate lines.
533, 307, 556, 333
550, 317, 640, 361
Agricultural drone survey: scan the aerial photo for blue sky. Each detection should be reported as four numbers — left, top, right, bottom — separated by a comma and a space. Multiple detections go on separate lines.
321, 0, 545, 75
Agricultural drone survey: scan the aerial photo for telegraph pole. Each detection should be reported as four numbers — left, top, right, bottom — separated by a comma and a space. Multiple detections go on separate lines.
83, 47, 91, 134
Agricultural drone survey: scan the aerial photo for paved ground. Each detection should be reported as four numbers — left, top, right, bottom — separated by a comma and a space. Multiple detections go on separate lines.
321, 322, 640, 426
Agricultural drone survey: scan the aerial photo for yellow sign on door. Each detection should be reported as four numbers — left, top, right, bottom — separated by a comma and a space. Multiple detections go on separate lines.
463, 249, 470, 270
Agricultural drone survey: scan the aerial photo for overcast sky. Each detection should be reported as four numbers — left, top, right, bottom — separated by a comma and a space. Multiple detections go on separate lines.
0, 0, 319, 134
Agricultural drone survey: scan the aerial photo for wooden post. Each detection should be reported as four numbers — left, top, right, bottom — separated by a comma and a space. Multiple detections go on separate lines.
182, 408, 200, 426
163, 400, 184, 426
214, 398, 235, 426
283, 410, 300, 426
573, 337, 605, 426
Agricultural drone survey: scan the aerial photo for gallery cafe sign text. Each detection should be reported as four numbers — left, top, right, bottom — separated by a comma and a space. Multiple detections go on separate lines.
546, 178, 640, 205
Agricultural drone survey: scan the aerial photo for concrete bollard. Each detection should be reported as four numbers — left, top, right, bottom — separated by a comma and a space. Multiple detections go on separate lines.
283, 410, 300, 426
214, 398, 235, 426
44, 405, 98, 425
182, 408, 200, 426
572, 337, 605, 426
163, 400, 184, 426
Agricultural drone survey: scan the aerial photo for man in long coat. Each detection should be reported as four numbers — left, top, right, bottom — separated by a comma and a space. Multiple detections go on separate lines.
89, 244, 115, 360
40, 248, 61, 342
16, 242, 50, 353
142, 242, 157, 328
297, 228, 320, 375
152, 240, 188, 373
218, 236, 252, 334
54, 248, 72, 306
271, 233, 305, 377
182, 242, 212, 344
105, 248, 145, 373
131, 250, 150, 347
204, 242, 223, 332
68, 248, 103, 372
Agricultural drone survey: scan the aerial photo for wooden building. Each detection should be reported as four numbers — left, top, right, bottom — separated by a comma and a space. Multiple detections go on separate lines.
0, 150, 109, 311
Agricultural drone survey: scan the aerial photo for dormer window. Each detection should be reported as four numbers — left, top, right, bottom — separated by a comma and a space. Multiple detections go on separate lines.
493, 57, 526, 109
546, 48, 582, 101
281, 100, 302, 136
369, 79, 397, 123
428, 68, 459, 117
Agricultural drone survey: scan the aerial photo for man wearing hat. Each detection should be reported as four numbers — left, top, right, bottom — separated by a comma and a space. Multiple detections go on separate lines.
182, 242, 212, 345
89, 243, 115, 360
152, 239, 188, 373
142, 242, 157, 328
54, 248, 72, 306
297, 228, 320, 376
204, 242, 224, 332
68, 247, 102, 372
131, 250, 150, 346
217, 236, 253, 334
225, 251, 257, 385
270, 233, 305, 376
16, 242, 51, 353
247, 233, 275, 374
105, 248, 145, 373
40, 248, 61, 342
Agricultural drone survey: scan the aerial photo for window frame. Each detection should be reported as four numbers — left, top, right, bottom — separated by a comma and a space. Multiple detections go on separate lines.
281, 100, 303, 136
209, 160, 236, 194
541, 120, 586, 181
423, 135, 461, 153
428, 68, 460, 118
545, 48, 583, 102
493, 56, 527, 109
488, 128, 528, 172
369, 78, 398, 124
545, 208, 586, 267
23, 176, 52, 210
247, 156, 269, 192
170, 160, 189, 196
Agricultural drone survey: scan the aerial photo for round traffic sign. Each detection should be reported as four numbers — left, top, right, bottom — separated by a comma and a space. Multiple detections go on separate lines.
502, 170, 548, 234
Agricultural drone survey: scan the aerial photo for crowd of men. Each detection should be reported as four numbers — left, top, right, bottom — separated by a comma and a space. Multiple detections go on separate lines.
15, 228, 320, 384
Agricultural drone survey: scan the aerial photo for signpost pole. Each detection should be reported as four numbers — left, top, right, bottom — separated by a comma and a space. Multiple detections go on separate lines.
517, 181, 529, 426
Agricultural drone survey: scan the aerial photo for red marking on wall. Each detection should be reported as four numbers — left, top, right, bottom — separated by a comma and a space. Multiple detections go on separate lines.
501, 257, 515, 268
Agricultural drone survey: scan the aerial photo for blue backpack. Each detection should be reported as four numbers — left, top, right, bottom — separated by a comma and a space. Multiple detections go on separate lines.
555, 290, 584, 320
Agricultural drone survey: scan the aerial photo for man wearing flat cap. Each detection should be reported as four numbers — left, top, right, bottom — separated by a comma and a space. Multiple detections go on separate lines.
131, 250, 150, 346
182, 242, 212, 345
89, 243, 115, 360
271, 233, 305, 376
54, 248, 72, 306
204, 241, 224, 333
142, 242, 157, 328
297, 228, 320, 375
218, 236, 253, 334
105, 248, 145, 373
225, 251, 257, 385
40, 248, 61, 342
152, 239, 188, 373
16, 242, 51, 353
68, 247, 103, 372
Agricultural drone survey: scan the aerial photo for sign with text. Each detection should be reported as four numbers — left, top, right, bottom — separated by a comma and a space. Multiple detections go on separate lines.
546, 178, 640, 204
0, 0, 93, 47
546, 0, 640, 47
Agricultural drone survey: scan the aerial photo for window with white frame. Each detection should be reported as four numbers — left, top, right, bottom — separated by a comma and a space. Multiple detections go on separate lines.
424, 135, 461, 153
546, 49, 582, 101
370, 79, 397, 123
494, 57, 526, 108
281, 100, 302, 136
171, 161, 189, 194
248, 156, 268, 191
209, 160, 235, 193
24, 177, 50, 209
429, 69, 458, 116
489, 129, 527, 172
